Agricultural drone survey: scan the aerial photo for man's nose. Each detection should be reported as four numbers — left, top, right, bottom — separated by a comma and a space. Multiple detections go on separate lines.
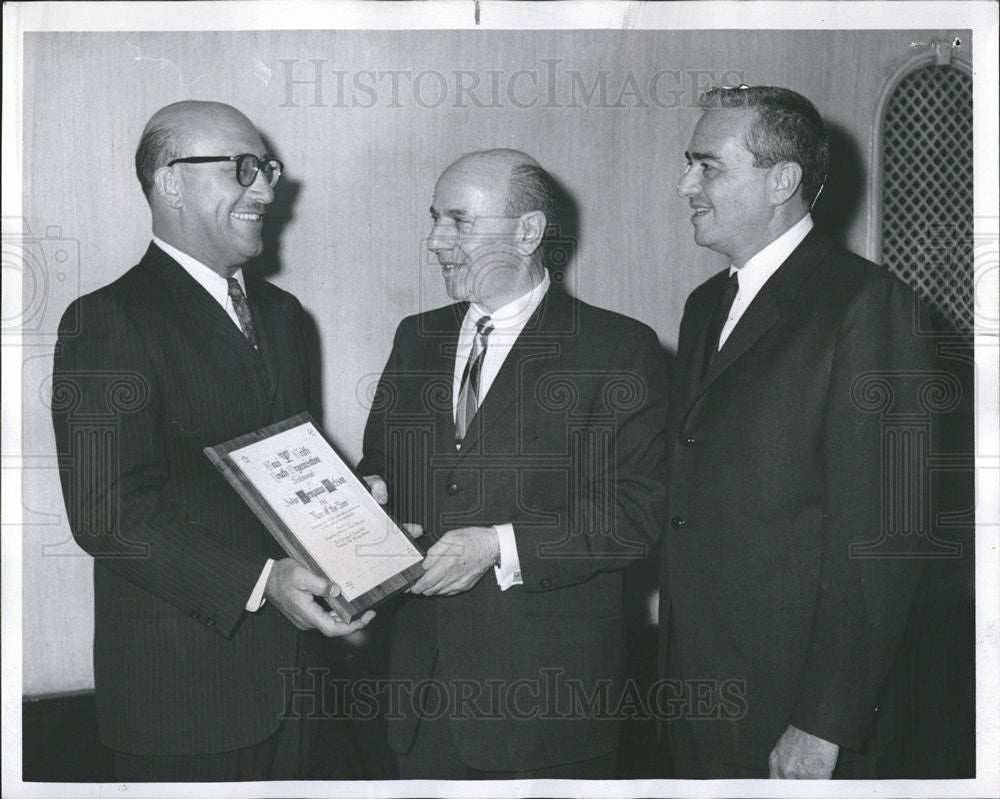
676, 166, 698, 198
427, 222, 451, 252
247, 169, 275, 204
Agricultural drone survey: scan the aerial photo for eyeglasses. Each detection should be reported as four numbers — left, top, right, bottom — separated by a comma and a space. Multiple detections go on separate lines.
166, 154, 283, 188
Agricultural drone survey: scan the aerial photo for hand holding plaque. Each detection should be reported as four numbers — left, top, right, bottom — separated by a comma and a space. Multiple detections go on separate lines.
263, 557, 375, 635
205, 413, 424, 622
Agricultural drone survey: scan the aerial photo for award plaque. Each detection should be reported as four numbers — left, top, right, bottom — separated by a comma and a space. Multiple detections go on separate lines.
205, 412, 424, 621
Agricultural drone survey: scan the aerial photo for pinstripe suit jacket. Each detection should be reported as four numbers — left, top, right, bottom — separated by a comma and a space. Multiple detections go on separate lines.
52, 244, 313, 755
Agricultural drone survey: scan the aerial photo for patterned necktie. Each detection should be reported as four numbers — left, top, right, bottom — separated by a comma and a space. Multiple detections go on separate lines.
702, 271, 739, 377
227, 277, 259, 349
455, 315, 494, 446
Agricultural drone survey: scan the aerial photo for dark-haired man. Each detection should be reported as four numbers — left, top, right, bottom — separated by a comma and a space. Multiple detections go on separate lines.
660, 86, 937, 778
360, 149, 668, 778
52, 101, 370, 781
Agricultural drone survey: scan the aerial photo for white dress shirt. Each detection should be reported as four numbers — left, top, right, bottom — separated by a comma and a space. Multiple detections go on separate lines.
717, 214, 814, 349
452, 270, 552, 591
151, 237, 273, 612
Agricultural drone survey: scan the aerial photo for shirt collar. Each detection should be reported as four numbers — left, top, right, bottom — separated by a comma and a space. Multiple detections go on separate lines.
729, 214, 814, 292
152, 235, 246, 301
466, 269, 551, 337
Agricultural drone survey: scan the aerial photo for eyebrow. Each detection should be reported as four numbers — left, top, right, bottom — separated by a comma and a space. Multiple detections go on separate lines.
429, 205, 472, 219
685, 150, 721, 163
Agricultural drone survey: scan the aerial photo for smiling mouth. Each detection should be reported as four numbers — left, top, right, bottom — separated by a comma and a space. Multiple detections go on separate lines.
231, 211, 264, 222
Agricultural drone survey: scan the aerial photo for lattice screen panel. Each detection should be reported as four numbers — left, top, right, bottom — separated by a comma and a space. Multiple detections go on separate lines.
881, 64, 973, 335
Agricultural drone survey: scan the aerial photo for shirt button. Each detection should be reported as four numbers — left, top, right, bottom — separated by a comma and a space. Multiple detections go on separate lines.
445, 482, 459, 496
679, 433, 695, 446
540, 578, 552, 589
670, 515, 686, 530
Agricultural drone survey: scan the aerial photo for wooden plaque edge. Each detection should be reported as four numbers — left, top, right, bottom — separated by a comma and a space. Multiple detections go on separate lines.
204, 411, 421, 621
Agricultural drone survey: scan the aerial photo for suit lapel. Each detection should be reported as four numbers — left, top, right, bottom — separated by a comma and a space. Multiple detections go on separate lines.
140, 244, 261, 360
457, 289, 572, 456
685, 229, 834, 413
681, 270, 727, 408
695, 291, 781, 395
244, 281, 280, 404
431, 303, 469, 454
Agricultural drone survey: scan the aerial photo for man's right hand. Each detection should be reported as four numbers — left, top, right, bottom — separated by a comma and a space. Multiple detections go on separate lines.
264, 557, 374, 636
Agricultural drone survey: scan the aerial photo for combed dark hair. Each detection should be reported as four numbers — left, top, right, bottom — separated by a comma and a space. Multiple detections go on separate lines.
505, 163, 557, 220
134, 123, 187, 199
700, 85, 830, 205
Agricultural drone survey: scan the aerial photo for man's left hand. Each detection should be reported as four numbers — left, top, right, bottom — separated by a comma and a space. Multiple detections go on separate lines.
768, 724, 839, 779
409, 526, 499, 596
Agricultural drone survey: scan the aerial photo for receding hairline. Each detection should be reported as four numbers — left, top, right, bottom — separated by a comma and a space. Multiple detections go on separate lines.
451, 148, 539, 170
135, 101, 264, 200
695, 105, 761, 128
439, 148, 539, 186
693, 86, 830, 205
435, 149, 549, 215
141, 100, 256, 140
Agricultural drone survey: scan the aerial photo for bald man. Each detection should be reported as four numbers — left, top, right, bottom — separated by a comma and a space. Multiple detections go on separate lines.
51, 101, 370, 781
359, 150, 668, 778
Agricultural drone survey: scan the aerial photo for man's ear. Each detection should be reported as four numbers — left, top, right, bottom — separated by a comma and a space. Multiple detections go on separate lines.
153, 165, 183, 210
516, 210, 547, 256
769, 161, 803, 207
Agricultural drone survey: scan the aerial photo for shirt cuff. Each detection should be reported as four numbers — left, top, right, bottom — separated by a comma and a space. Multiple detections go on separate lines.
246, 558, 275, 612
493, 524, 523, 591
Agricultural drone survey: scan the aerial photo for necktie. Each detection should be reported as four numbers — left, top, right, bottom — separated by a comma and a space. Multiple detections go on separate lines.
702, 271, 739, 377
227, 277, 259, 349
455, 315, 494, 446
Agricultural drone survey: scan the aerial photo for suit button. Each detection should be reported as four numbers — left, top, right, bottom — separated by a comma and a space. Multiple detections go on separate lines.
670, 516, 686, 530
679, 433, 695, 446
191, 610, 200, 620
205, 618, 215, 627
540, 578, 552, 589
445, 482, 459, 496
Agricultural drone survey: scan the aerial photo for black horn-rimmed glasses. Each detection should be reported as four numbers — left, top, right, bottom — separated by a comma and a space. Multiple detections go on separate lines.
167, 154, 283, 188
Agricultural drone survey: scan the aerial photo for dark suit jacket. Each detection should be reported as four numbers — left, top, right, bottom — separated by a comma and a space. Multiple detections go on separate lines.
659, 229, 938, 772
359, 288, 668, 771
51, 244, 314, 755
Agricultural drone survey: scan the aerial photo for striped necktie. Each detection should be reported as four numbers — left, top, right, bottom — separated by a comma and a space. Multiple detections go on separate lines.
227, 277, 259, 349
455, 315, 494, 447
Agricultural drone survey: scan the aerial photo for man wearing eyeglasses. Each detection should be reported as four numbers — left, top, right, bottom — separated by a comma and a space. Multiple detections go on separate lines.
51, 101, 369, 782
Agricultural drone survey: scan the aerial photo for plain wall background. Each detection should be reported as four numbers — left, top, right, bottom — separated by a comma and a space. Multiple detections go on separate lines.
17, 28, 970, 695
